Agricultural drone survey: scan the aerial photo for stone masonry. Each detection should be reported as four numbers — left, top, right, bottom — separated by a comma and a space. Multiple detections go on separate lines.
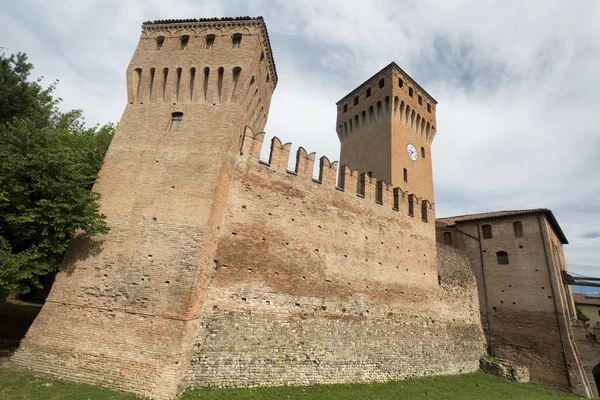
13, 17, 486, 399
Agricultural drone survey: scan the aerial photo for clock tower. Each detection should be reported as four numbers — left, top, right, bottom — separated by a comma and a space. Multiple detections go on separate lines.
336, 62, 437, 205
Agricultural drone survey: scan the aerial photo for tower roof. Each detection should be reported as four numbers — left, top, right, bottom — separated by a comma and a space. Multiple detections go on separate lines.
437, 208, 568, 244
336, 62, 437, 106
142, 16, 278, 87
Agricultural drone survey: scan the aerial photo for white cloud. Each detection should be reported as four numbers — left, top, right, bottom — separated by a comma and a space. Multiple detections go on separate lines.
2, 0, 599, 276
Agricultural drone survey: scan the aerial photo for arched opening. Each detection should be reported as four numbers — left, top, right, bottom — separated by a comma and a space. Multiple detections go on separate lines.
593, 364, 600, 395
231, 33, 242, 49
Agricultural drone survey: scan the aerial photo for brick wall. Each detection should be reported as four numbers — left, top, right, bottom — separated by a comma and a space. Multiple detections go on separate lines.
187, 132, 485, 388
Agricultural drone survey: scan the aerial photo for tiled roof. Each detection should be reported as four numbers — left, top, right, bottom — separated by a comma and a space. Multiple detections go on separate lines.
437, 208, 568, 244
573, 293, 600, 306
142, 17, 278, 87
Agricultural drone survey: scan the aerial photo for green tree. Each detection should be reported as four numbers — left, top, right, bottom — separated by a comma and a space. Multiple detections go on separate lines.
0, 52, 57, 126
0, 52, 113, 300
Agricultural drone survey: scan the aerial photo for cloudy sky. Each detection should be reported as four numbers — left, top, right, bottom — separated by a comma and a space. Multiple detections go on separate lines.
2, 0, 599, 278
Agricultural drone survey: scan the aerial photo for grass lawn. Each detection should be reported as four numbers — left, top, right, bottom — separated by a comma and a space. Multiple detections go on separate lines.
0, 364, 580, 400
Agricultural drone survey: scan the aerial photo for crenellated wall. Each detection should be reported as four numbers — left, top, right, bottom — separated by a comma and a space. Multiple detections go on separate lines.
186, 128, 485, 389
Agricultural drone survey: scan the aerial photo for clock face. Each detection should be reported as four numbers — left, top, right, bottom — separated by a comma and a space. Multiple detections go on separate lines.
407, 144, 418, 161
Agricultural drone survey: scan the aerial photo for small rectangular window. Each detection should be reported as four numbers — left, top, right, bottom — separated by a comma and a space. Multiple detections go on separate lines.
497, 251, 509, 265
354, 96, 358, 106
398, 78, 404, 88
427, 103, 431, 113
343, 104, 348, 113
418, 95, 423, 105
180, 35, 189, 50
408, 194, 414, 216
513, 221, 524, 238
366, 88, 371, 97
169, 112, 183, 132
379, 78, 384, 88
421, 147, 425, 158
232, 33, 242, 49
403, 168, 408, 182
421, 201, 428, 222
409, 87, 414, 97
205, 34, 215, 49
482, 224, 493, 239
444, 232, 453, 246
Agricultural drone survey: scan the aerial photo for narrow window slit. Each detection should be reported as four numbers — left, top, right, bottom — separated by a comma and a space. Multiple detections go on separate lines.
217, 67, 224, 102
203, 67, 210, 101
175, 68, 182, 102
189, 67, 196, 101
162, 68, 168, 101
149, 68, 155, 101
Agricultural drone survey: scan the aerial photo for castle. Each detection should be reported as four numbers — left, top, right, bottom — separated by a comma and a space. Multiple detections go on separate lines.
11, 16, 599, 399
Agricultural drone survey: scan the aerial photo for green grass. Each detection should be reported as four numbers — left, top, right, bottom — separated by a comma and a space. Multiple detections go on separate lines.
0, 366, 139, 400
0, 365, 580, 400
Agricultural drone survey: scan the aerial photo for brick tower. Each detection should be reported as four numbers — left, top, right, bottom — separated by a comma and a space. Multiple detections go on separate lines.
336, 63, 437, 204
13, 17, 277, 400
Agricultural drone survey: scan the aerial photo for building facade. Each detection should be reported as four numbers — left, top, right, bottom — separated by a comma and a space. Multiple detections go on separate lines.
436, 209, 595, 396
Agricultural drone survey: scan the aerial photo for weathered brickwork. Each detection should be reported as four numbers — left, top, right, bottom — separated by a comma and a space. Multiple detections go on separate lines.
13, 17, 487, 400
186, 133, 485, 388
13, 18, 277, 400
436, 211, 594, 397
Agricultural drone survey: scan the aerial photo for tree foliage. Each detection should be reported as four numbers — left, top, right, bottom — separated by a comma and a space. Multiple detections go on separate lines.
0, 51, 114, 300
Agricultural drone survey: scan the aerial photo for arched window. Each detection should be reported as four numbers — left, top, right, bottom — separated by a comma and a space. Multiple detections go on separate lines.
444, 232, 452, 246
169, 112, 183, 132
205, 34, 215, 49
482, 224, 492, 239
180, 35, 189, 50
155, 36, 165, 50
497, 251, 509, 265
231, 33, 242, 49
514, 221, 524, 238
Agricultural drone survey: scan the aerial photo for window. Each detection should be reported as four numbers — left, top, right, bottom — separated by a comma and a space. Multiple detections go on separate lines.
427, 103, 431, 113
418, 95, 423, 105
482, 224, 492, 239
366, 87, 371, 97
513, 221, 523, 238
403, 168, 408, 182
421, 201, 428, 222
409, 87, 414, 97
398, 78, 404, 88
169, 112, 183, 132
180, 35, 189, 50
232, 33, 242, 49
408, 194, 414, 216
421, 146, 425, 158
497, 251, 509, 265
354, 96, 358, 106
379, 78, 384, 88
155, 36, 165, 50
205, 34, 215, 49
444, 232, 453, 246
343, 104, 348, 113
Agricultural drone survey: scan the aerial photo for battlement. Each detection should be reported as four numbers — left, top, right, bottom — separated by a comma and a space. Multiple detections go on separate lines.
240, 127, 434, 223
139, 16, 277, 87
336, 63, 437, 145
